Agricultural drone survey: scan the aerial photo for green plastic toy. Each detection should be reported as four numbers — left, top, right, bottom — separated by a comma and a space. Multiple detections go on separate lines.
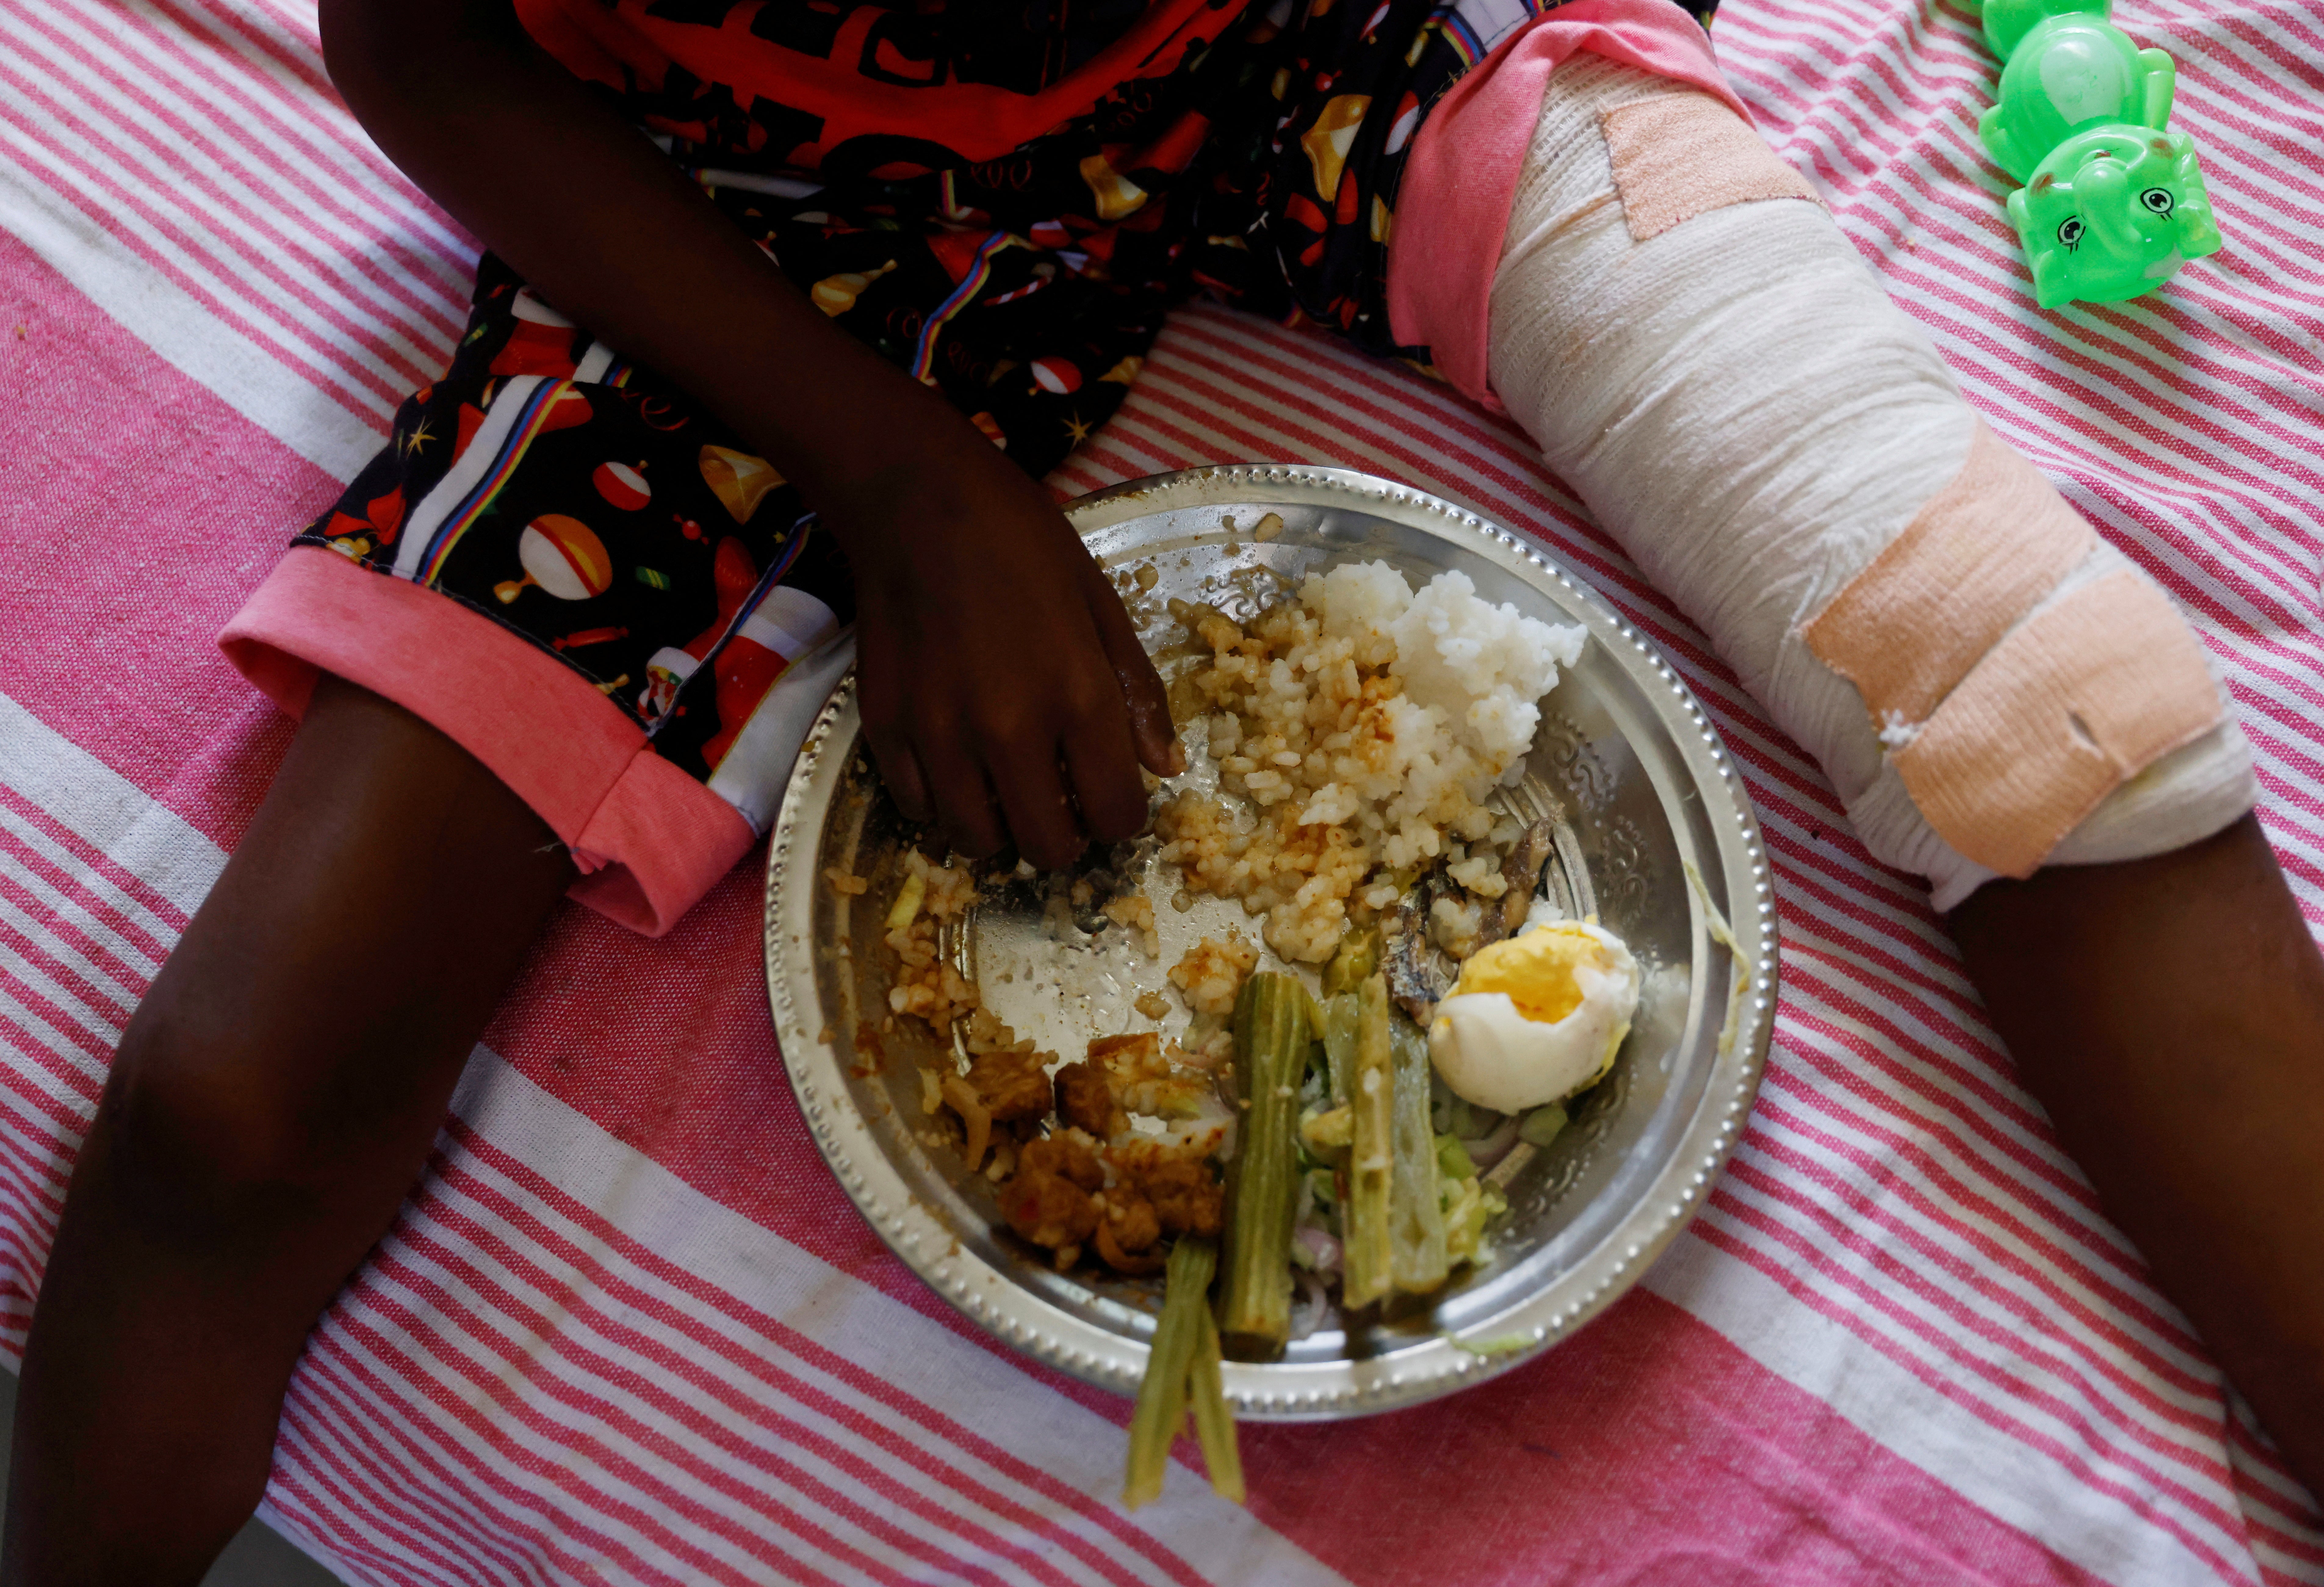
1972, 0, 2223, 309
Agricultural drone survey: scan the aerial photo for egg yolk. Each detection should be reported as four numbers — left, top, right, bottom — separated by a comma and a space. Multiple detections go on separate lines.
1449, 925, 1604, 1024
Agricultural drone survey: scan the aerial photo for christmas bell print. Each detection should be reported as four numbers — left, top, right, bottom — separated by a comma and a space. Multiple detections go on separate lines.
810, 259, 898, 316
699, 445, 784, 524
1302, 95, 1372, 202
1078, 151, 1148, 222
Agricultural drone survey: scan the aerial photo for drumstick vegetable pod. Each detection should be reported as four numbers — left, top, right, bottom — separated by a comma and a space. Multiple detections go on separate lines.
1190, 1308, 1244, 1504
1124, 1236, 1221, 1509
1342, 973, 1396, 1309
1321, 992, 1359, 1106
1388, 1014, 1450, 1294
1220, 973, 1311, 1358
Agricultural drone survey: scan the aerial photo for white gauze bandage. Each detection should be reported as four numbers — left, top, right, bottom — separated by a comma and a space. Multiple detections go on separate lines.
1483, 55, 2254, 909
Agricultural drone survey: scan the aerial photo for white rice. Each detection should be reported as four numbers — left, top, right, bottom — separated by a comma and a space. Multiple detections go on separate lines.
1158, 562, 1584, 963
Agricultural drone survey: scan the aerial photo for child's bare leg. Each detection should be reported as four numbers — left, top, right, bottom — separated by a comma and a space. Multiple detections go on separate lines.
0, 675, 575, 1587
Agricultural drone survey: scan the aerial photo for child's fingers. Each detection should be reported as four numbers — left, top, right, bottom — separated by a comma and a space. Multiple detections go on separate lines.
857, 650, 935, 823
1079, 559, 1182, 777
1119, 663, 1182, 779
922, 738, 1008, 859
863, 720, 934, 825
888, 742, 937, 827
1064, 708, 1149, 844
988, 744, 1086, 873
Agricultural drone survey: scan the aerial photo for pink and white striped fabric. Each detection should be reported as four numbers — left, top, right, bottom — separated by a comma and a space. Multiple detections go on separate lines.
2, 0, 2321, 1581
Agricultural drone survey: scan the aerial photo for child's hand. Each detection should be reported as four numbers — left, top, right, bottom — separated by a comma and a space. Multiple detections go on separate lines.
832, 428, 1180, 871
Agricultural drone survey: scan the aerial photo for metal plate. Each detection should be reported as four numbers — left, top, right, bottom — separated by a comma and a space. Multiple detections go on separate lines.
764, 464, 1776, 1420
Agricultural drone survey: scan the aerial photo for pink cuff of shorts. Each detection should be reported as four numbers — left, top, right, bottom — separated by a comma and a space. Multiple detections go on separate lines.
218, 546, 754, 937
1386, 0, 1746, 410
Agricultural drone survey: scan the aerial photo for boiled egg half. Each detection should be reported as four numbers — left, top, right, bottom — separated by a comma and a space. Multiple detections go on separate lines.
1428, 921, 1641, 1113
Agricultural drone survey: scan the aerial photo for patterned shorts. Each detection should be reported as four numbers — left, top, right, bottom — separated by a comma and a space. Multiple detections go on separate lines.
221, 0, 1720, 934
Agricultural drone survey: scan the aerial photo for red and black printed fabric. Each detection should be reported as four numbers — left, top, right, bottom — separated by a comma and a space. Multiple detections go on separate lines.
300, 256, 853, 785
302, 0, 1717, 785
515, 0, 1720, 428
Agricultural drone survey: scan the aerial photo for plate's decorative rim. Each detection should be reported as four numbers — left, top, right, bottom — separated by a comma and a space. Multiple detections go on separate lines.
764, 464, 1778, 1421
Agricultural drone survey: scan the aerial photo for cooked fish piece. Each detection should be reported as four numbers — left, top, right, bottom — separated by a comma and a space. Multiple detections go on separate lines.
1382, 866, 1453, 1027
1475, 817, 1558, 952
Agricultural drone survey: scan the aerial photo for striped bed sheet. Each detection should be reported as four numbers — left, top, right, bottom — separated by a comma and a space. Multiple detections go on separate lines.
1, 0, 2320, 1582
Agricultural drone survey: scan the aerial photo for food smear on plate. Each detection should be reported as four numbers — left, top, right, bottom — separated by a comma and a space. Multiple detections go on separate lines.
883, 849, 980, 1028
1429, 921, 1641, 1114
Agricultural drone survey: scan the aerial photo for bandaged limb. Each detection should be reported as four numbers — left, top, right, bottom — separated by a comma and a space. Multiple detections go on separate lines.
1474, 62, 2324, 1496
1484, 56, 2254, 907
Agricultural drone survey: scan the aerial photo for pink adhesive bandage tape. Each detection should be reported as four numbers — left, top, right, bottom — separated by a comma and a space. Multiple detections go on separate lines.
1599, 92, 1819, 240
1802, 420, 2097, 730
1386, 0, 1743, 409
1892, 569, 2225, 877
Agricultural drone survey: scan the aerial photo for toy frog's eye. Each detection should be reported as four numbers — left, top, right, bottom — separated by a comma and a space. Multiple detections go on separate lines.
2141, 187, 2175, 215
2057, 216, 2085, 248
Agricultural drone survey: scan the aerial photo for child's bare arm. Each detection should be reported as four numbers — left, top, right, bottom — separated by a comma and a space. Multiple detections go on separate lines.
1952, 815, 2324, 1492
321, 0, 1177, 867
